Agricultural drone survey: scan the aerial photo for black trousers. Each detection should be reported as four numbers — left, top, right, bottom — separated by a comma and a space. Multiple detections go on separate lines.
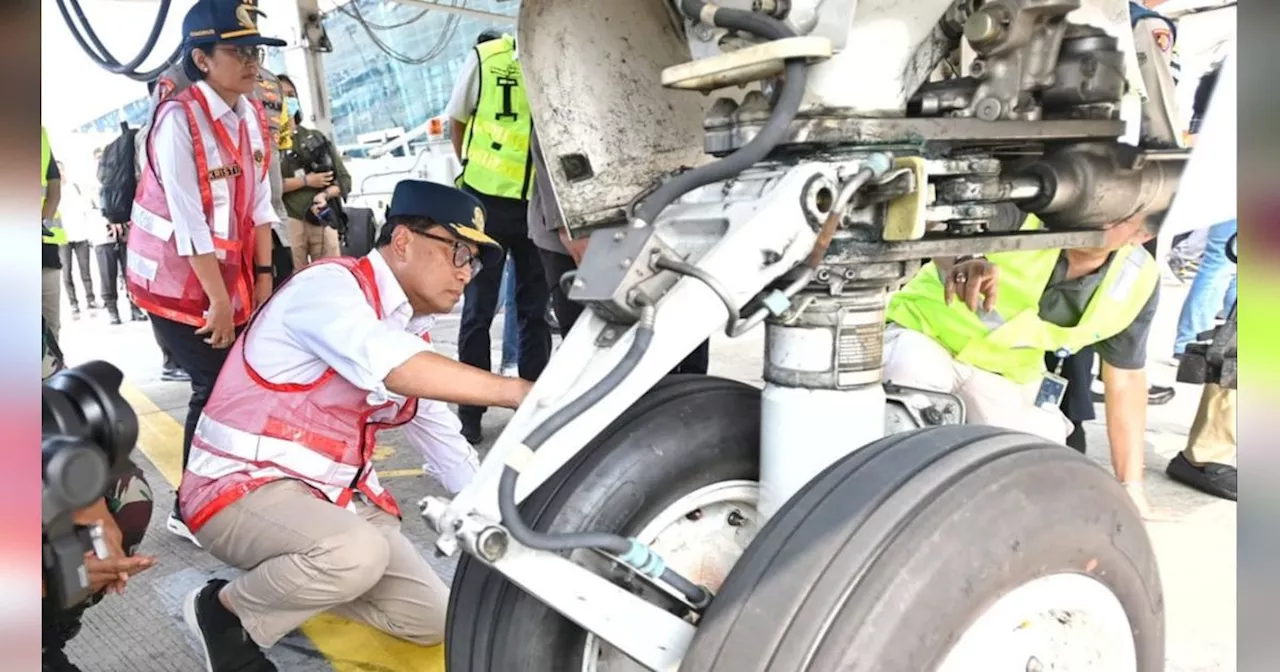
539, 248, 710, 375
457, 190, 553, 427
149, 315, 237, 516
1049, 346, 1096, 454
59, 241, 95, 307
271, 229, 294, 287
94, 242, 139, 311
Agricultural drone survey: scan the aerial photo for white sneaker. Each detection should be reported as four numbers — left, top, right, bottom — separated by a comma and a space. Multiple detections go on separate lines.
168, 512, 203, 547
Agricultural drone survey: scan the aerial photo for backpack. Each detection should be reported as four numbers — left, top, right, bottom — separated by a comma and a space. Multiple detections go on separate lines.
97, 121, 138, 225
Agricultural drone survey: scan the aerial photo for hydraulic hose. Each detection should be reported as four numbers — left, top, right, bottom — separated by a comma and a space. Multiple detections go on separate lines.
632, 1, 808, 226
495, 301, 711, 608
496, 1, 812, 611
56, 0, 180, 82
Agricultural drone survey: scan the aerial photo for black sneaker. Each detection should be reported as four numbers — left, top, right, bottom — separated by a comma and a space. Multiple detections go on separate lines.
460, 420, 483, 446
42, 646, 82, 672
107, 309, 123, 325
1166, 452, 1237, 501
183, 579, 277, 671
162, 367, 193, 382
131, 307, 149, 322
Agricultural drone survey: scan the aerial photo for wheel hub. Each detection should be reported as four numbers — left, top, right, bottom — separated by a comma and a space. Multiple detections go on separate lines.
583, 480, 760, 672
936, 573, 1137, 671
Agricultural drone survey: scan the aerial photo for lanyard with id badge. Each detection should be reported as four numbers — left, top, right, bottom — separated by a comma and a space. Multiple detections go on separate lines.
1035, 348, 1071, 411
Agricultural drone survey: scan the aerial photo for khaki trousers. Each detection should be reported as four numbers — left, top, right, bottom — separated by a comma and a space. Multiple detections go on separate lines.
1184, 383, 1236, 465
288, 217, 341, 270
42, 268, 61, 340
194, 479, 449, 648
883, 325, 1074, 443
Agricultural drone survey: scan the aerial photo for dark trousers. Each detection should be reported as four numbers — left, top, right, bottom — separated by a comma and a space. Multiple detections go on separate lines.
149, 315, 236, 516
539, 248, 710, 375
1050, 346, 1096, 454
457, 190, 553, 427
271, 229, 294, 287
94, 242, 140, 312
59, 241, 95, 307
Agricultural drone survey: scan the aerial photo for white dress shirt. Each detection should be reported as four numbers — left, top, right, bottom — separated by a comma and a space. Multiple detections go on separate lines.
150, 80, 279, 256
242, 249, 480, 493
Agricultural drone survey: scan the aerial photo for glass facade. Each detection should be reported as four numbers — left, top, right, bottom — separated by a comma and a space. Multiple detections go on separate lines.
78, 0, 517, 145
314, 0, 516, 146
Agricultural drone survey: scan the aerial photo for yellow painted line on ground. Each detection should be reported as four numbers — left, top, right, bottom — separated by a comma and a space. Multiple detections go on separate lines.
122, 382, 446, 672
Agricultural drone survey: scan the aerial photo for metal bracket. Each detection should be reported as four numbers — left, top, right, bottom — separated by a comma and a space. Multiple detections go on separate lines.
662, 35, 833, 91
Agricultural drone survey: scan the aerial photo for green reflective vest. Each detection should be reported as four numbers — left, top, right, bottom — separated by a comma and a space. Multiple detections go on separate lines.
41, 126, 67, 245
885, 219, 1159, 384
460, 35, 534, 200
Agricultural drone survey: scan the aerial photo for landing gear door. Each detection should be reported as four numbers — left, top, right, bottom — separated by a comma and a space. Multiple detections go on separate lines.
517, 0, 714, 234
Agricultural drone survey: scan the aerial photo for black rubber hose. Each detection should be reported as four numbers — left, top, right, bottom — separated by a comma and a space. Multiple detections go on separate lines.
498, 304, 657, 555
632, 2, 806, 226
56, 0, 180, 81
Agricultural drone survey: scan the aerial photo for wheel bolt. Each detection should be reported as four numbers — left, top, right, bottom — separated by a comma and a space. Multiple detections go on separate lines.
727, 510, 745, 527
686, 509, 703, 521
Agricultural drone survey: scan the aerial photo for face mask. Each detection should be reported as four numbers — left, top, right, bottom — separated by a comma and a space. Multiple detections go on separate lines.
286, 96, 301, 118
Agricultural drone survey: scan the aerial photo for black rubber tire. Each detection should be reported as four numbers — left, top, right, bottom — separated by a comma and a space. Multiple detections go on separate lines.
446, 374, 762, 672
679, 424, 1164, 672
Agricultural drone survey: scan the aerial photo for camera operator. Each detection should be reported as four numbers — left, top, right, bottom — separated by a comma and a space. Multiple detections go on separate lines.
42, 362, 157, 672
278, 75, 352, 270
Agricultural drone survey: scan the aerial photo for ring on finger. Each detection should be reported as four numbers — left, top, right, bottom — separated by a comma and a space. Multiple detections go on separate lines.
954, 272, 968, 283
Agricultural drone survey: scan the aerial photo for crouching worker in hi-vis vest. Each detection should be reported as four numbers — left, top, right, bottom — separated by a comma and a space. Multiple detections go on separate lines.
176, 180, 530, 672
883, 211, 1163, 517
126, 0, 283, 546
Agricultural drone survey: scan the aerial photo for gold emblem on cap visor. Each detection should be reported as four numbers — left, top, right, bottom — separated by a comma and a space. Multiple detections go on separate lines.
473, 206, 486, 232
235, 2, 261, 31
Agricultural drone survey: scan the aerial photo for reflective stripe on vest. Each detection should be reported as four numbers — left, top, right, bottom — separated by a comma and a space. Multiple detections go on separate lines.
125, 85, 271, 328
885, 238, 1159, 384
460, 34, 534, 200
177, 257, 415, 532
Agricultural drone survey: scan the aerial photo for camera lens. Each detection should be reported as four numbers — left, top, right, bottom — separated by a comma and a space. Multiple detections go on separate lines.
42, 361, 139, 474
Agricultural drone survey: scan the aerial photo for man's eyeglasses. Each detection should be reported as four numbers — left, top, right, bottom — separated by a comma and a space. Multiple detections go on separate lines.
413, 230, 483, 274
216, 45, 265, 64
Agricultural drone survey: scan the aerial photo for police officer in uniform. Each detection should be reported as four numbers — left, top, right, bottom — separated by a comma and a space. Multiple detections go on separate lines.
447, 29, 552, 444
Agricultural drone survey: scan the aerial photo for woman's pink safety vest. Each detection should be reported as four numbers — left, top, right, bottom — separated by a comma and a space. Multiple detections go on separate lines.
178, 257, 423, 533
127, 84, 271, 328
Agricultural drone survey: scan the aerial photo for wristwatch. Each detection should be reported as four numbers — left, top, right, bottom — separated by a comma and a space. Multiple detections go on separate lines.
255, 265, 274, 276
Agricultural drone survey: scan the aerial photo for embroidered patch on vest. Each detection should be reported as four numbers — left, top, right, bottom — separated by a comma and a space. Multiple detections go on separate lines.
253, 150, 265, 165
208, 164, 243, 181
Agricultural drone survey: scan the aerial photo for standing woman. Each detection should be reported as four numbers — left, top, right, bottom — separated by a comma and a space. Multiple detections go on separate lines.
126, 0, 283, 543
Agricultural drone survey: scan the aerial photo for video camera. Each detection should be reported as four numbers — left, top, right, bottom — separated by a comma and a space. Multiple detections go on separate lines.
42, 362, 138, 610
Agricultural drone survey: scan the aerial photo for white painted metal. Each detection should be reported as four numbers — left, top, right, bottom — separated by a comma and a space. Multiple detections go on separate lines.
281, 0, 336, 138
936, 573, 1137, 671
485, 541, 696, 672
759, 384, 887, 519
582, 481, 760, 672
441, 162, 825, 530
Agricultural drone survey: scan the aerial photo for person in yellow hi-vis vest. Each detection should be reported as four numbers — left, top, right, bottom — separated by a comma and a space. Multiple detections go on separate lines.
446, 29, 552, 444
42, 125, 69, 339
884, 210, 1164, 516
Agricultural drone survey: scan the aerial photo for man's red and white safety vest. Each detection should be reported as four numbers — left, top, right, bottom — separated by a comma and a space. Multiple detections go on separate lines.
178, 257, 423, 533
126, 83, 271, 328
